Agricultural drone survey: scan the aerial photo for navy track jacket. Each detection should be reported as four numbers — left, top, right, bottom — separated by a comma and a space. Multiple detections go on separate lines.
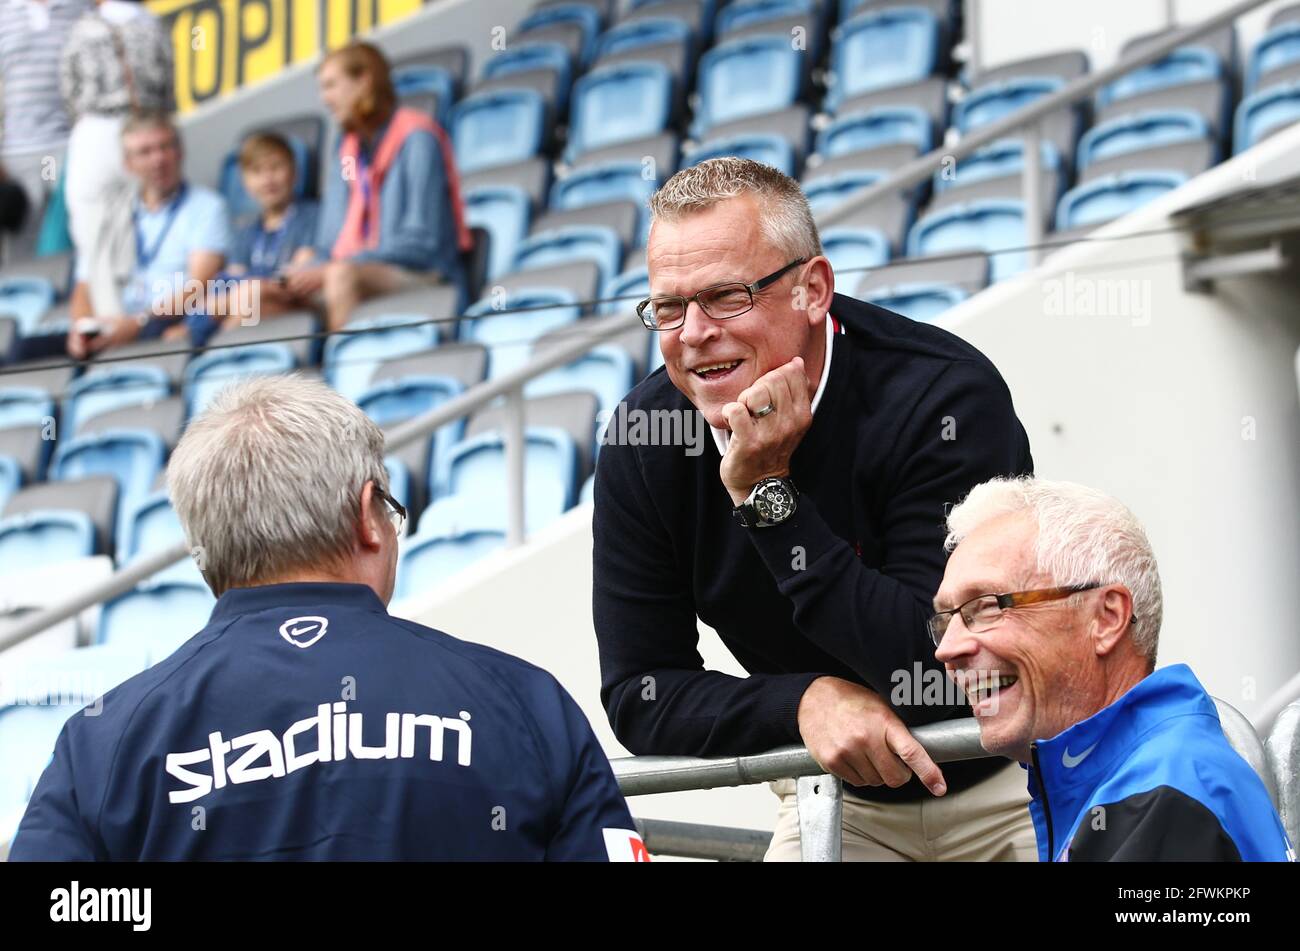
10, 583, 642, 861
1028, 664, 1293, 862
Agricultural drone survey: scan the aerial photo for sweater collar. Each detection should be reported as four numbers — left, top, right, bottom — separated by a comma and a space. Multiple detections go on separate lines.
209, 581, 388, 624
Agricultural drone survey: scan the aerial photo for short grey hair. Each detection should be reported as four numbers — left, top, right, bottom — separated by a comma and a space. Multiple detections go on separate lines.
648, 156, 822, 260
943, 477, 1163, 664
167, 375, 389, 596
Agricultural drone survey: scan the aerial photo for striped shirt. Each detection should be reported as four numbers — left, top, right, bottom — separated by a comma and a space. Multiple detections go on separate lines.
59, 1, 174, 122
0, 0, 90, 156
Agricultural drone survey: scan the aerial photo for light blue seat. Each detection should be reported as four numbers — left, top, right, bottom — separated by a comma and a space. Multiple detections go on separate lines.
51, 430, 166, 545
820, 227, 890, 279
323, 315, 440, 402
1101, 46, 1222, 105
451, 89, 547, 174
908, 200, 1029, 283
551, 160, 659, 213
1078, 109, 1215, 169
516, 2, 602, 69
0, 509, 97, 575
826, 7, 942, 111
717, 0, 816, 35
818, 106, 933, 156
481, 41, 573, 115
465, 185, 532, 282
218, 134, 311, 224
0, 703, 75, 818
97, 581, 215, 663
394, 528, 506, 599
460, 289, 582, 378
936, 138, 1061, 194
1250, 24, 1300, 92
183, 343, 296, 417
0, 385, 55, 430
0, 455, 18, 511
524, 345, 635, 417
803, 170, 885, 213
118, 490, 205, 585
695, 35, 804, 134
356, 375, 466, 476
512, 225, 623, 290
566, 62, 674, 160
600, 266, 650, 315
0, 277, 56, 334
1233, 80, 1300, 153
63, 366, 170, 436
865, 282, 968, 322
955, 76, 1066, 132
595, 16, 694, 61
429, 427, 579, 535
385, 457, 411, 515
1055, 171, 1188, 230
393, 63, 457, 127
686, 134, 797, 176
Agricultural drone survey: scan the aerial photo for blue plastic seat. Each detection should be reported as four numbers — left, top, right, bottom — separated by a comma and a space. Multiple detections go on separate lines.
430, 426, 579, 535
935, 138, 1061, 194
465, 185, 532, 282
218, 134, 312, 224
594, 16, 694, 62
864, 282, 968, 322
460, 289, 582, 378
481, 41, 573, 114
118, 490, 203, 584
827, 7, 942, 111
385, 457, 411, 514
567, 62, 674, 160
51, 429, 166, 545
0, 510, 97, 575
552, 160, 659, 211
512, 225, 623, 290
0, 455, 18, 511
394, 528, 506, 599
1078, 109, 1215, 169
717, 0, 815, 33
323, 315, 440, 403
357, 375, 466, 477
955, 76, 1066, 132
183, 343, 296, 417
393, 64, 456, 128
451, 89, 547, 174
0, 385, 55, 430
908, 200, 1029, 283
686, 133, 797, 176
517, 3, 602, 69
695, 35, 805, 134
1234, 80, 1300, 153
1055, 171, 1188, 230
820, 227, 890, 279
1101, 46, 1222, 105
0, 703, 75, 817
524, 345, 634, 417
63, 366, 170, 436
0, 277, 56, 334
600, 266, 650, 316
97, 581, 216, 663
818, 106, 933, 156
803, 170, 885, 213
1250, 24, 1300, 92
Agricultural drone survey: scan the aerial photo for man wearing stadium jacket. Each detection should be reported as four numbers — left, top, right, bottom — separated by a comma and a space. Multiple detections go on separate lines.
934, 476, 1292, 861
592, 157, 1037, 860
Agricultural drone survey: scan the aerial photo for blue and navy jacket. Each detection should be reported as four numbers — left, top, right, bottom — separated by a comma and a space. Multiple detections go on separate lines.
10, 583, 641, 861
1026, 664, 1293, 862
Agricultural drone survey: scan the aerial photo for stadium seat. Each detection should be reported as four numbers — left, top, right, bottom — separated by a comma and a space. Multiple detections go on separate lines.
394, 528, 506, 599
908, 200, 1029, 283
826, 7, 943, 112
863, 282, 968, 322
0, 278, 55, 335
0, 424, 50, 484
819, 227, 890, 279
97, 580, 215, 663
525, 331, 636, 417
394, 63, 456, 129
530, 201, 643, 250
1055, 171, 1188, 230
496, 260, 603, 307
694, 35, 806, 135
466, 390, 600, 482
804, 170, 885, 213
0, 509, 97, 575
384, 457, 412, 522
600, 266, 651, 316
62, 366, 170, 437
183, 344, 297, 417
569, 131, 682, 184
687, 134, 798, 177
0, 316, 14, 364
0, 386, 54, 430
79, 396, 186, 449
119, 490, 195, 582
566, 62, 675, 161
805, 142, 921, 183
372, 342, 489, 392
462, 157, 553, 214
0, 455, 19, 513
1120, 23, 1237, 75
620, 0, 714, 42
51, 430, 166, 545
1234, 80, 1300, 152
348, 284, 461, 332
356, 374, 466, 484
818, 107, 935, 158
1252, 24, 1300, 92
1101, 45, 1224, 106
205, 310, 319, 368
2, 475, 117, 559
0, 252, 73, 299
514, 3, 602, 69
1077, 109, 1215, 169
391, 44, 469, 99
89, 337, 192, 389
1093, 78, 1232, 143
1080, 139, 1215, 185
928, 139, 1062, 231
552, 161, 659, 230
324, 315, 441, 403
451, 89, 547, 174
855, 251, 990, 300
970, 50, 1089, 90
592, 15, 695, 119
512, 226, 623, 291
955, 77, 1082, 174
459, 289, 582, 378
480, 41, 573, 110
809, 179, 914, 253
466, 186, 533, 281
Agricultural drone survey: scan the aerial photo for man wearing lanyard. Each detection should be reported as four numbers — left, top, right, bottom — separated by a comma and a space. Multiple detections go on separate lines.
592, 157, 1039, 860
67, 111, 231, 359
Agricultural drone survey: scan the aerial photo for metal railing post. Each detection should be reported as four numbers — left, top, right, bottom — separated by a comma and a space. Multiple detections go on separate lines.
504, 385, 527, 548
797, 773, 843, 862
1265, 699, 1300, 850
1021, 121, 1044, 268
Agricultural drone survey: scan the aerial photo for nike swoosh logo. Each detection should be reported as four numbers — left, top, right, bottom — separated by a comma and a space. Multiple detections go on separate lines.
1062, 742, 1099, 768
288, 626, 319, 639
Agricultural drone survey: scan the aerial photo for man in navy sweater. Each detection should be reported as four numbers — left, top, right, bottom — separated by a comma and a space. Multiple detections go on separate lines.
593, 157, 1035, 860
11, 376, 642, 861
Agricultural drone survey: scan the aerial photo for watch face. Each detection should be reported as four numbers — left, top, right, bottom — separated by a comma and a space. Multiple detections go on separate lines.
754, 481, 795, 523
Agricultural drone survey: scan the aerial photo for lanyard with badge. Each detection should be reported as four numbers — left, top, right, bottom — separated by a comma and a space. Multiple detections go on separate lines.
249, 204, 295, 275
130, 183, 188, 313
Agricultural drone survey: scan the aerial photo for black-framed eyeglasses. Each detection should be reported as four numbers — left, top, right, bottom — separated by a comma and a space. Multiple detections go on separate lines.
928, 582, 1137, 648
636, 258, 808, 331
373, 483, 407, 535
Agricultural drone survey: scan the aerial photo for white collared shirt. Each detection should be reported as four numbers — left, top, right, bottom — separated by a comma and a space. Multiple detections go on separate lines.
710, 315, 843, 457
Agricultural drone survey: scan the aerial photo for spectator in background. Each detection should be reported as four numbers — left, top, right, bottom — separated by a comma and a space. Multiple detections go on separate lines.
207, 132, 320, 330
284, 41, 470, 331
60, 0, 173, 276
65, 111, 230, 358
0, 0, 90, 258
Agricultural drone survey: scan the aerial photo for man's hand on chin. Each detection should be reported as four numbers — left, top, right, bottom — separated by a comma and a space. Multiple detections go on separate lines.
719, 356, 813, 505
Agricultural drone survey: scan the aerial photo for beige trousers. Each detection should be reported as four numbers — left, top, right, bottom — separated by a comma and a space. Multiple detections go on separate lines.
764, 759, 1038, 861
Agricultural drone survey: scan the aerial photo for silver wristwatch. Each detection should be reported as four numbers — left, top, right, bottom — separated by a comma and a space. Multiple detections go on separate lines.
732, 477, 798, 528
